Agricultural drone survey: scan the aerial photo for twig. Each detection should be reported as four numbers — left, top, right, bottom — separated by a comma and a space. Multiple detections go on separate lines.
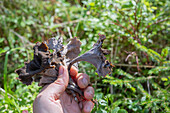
125, 52, 136, 62
10, 30, 34, 46
129, 18, 140, 42
165, 84, 170, 90
112, 20, 133, 35
105, 76, 159, 84
113, 37, 120, 62
129, 19, 136, 34
50, 18, 85, 29
110, 37, 114, 94
114, 64, 155, 68
67, 27, 73, 38
147, 80, 151, 95
125, 52, 141, 72
142, 18, 170, 33
135, 55, 141, 72
56, 28, 60, 36
136, 6, 142, 33
134, 0, 139, 28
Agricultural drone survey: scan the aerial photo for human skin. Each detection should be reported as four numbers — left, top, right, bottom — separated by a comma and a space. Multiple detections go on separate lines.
33, 66, 94, 113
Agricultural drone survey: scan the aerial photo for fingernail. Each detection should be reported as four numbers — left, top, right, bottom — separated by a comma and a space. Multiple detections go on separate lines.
82, 78, 88, 86
88, 90, 93, 96
59, 66, 64, 75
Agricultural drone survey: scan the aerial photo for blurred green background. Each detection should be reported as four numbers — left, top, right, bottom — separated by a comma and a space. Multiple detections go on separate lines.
0, 0, 169, 112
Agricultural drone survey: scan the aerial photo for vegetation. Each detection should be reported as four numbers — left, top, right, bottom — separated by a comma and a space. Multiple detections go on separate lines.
0, 0, 169, 112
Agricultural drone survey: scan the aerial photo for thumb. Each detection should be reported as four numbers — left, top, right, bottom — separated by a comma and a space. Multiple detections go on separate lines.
55, 65, 69, 89
45, 65, 69, 98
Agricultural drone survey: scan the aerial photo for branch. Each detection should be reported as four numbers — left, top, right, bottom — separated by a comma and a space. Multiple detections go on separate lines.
67, 27, 73, 38
142, 18, 170, 33
114, 64, 155, 68
10, 30, 34, 46
50, 18, 85, 29
112, 20, 133, 35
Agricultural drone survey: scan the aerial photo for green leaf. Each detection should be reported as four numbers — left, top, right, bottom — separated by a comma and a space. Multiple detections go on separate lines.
122, 2, 133, 9
151, 6, 157, 10
164, 81, 169, 86
118, 109, 128, 113
111, 107, 120, 113
161, 77, 168, 81
129, 38, 162, 63
20, 21, 25, 27
161, 47, 169, 58
143, 1, 150, 6
148, 66, 170, 75
99, 99, 107, 106
0, 38, 5, 43
95, 93, 103, 100
89, 2, 95, 7
0, 49, 7, 55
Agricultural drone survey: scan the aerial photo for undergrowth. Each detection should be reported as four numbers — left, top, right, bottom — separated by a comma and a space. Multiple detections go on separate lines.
0, 0, 169, 112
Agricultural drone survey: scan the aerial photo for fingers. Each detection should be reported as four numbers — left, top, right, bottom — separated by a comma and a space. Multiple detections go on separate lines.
76, 73, 90, 88
82, 101, 94, 113
70, 67, 95, 113
70, 67, 90, 89
72, 72, 94, 100
70, 66, 78, 77
84, 86, 94, 100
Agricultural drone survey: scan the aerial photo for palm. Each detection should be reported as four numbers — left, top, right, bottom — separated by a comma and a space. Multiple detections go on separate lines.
33, 66, 94, 113
56, 92, 81, 113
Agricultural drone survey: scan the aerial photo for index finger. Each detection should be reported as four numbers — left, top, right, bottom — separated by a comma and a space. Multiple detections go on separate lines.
70, 66, 78, 77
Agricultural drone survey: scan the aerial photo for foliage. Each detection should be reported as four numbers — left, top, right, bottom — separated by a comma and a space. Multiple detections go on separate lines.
0, 0, 169, 113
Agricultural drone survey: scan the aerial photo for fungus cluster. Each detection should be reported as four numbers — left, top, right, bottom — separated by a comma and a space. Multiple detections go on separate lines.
16, 34, 113, 102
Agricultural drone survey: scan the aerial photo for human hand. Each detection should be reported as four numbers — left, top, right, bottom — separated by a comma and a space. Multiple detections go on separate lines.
33, 65, 94, 113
